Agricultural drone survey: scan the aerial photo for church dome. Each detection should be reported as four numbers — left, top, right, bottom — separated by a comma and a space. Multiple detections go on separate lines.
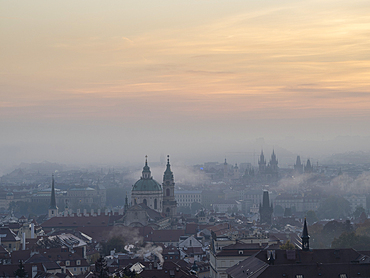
132, 178, 162, 192
132, 157, 162, 192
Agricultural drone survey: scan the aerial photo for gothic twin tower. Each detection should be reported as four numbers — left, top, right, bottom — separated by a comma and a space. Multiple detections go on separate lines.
131, 155, 177, 217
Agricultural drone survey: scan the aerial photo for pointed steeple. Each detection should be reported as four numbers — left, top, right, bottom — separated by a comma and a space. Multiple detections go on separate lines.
301, 218, 310, 251
296, 155, 302, 166
259, 150, 265, 164
49, 175, 57, 210
163, 155, 173, 181
124, 192, 129, 212
48, 174, 59, 218
142, 155, 151, 179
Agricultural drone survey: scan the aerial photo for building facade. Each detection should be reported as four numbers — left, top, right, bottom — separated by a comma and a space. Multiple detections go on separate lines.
131, 156, 177, 216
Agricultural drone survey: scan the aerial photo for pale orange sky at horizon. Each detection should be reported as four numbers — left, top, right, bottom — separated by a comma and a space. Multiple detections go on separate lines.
1, 0, 370, 166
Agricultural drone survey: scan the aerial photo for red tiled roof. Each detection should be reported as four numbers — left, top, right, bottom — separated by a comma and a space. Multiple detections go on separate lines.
41, 214, 122, 230
144, 230, 185, 243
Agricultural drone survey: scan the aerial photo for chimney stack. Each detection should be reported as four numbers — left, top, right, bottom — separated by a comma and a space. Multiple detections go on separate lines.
22, 232, 26, 250
31, 223, 35, 239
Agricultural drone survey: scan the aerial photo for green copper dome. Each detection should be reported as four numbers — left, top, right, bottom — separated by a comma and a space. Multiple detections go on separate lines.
132, 157, 162, 192
132, 178, 162, 191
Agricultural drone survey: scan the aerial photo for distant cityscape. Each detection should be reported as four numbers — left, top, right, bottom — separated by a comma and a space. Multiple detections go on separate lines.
1, 150, 370, 277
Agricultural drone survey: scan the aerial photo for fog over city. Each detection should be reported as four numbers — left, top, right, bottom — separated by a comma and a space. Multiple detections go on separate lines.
1, 0, 370, 170
2, 2, 370, 277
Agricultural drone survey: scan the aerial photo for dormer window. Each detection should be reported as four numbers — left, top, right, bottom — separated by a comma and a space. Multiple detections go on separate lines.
66, 260, 70, 266
239, 250, 243, 255
77, 260, 81, 265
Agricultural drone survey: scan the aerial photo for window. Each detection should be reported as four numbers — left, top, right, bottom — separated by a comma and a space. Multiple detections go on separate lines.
66, 261, 70, 266
77, 260, 80, 265
154, 199, 157, 209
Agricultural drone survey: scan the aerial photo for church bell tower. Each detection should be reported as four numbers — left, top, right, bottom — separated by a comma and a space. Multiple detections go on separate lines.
162, 155, 177, 217
48, 174, 58, 218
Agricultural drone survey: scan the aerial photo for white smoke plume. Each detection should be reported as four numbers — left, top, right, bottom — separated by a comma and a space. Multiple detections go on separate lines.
135, 242, 164, 265
107, 226, 143, 245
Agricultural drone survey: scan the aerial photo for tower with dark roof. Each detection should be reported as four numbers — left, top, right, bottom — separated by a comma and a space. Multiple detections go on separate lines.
259, 190, 273, 225
294, 155, 303, 174
162, 155, 177, 217
304, 159, 313, 173
302, 218, 310, 251
258, 150, 266, 173
48, 175, 58, 218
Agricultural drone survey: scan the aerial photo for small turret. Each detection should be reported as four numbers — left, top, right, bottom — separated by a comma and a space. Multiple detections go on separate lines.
142, 155, 151, 179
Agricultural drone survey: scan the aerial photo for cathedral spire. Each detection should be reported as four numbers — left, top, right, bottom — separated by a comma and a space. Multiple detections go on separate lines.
50, 175, 57, 210
163, 155, 173, 181
301, 218, 310, 251
48, 174, 58, 218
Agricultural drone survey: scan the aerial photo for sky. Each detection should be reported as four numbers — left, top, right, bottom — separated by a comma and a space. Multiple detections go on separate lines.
1, 0, 370, 167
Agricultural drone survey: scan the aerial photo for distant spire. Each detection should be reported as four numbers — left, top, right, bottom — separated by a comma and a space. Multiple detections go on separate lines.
301, 218, 310, 251
124, 192, 129, 212
49, 175, 57, 210
163, 155, 173, 181
142, 156, 151, 179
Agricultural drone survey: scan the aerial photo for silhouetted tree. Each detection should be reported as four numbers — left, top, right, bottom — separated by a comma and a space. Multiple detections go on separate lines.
353, 206, 366, 219
14, 261, 27, 278
332, 232, 370, 251
305, 210, 318, 225
280, 240, 295, 250
317, 196, 351, 220
102, 236, 126, 255
94, 256, 109, 278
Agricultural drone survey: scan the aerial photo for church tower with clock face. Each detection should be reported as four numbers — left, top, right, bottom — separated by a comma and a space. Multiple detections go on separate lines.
162, 155, 177, 217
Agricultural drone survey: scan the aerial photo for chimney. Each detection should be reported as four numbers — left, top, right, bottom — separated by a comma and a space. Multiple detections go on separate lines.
91, 209, 94, 216
22, 232, 26, 250
83, 209, 87, 216
105, 209, 109, 216
77, 209, 81, 216
98, 209, 101, 216
31, 223, 35, 239
119, 208, 124, 215
32, 265, 38, 278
